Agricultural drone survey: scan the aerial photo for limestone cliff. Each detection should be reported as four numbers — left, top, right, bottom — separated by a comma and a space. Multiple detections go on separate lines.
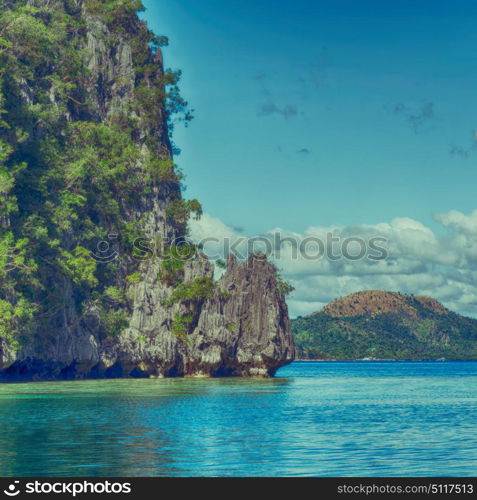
0, 0, 295, 379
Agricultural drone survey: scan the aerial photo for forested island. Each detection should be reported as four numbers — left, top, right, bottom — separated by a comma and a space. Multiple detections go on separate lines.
0, 0, 294, 380
293, 291, 477, 361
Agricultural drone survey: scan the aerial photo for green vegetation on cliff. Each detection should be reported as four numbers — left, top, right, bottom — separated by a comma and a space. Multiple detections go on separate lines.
292, 291, 477, 360
0, 0, 199, 347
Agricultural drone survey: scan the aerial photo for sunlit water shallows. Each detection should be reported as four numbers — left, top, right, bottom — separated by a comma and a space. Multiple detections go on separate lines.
1, 361, 477, 477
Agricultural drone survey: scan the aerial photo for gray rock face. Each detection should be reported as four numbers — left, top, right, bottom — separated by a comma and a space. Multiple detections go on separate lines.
1, 253, 295, 379
94, 255, 294, 378
0, 0, 295, 380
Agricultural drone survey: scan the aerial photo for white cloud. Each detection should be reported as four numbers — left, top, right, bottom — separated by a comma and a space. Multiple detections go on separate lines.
189, 210, 477, 319
435, 209, 477, 234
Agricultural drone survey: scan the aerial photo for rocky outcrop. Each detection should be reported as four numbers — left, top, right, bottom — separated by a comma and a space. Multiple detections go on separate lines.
94, 255, 294, 379
2, 254, 294, 379
0, 0, 295, 380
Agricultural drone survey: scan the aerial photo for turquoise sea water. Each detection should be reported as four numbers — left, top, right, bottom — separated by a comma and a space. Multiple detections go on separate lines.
0, 361, 477, 477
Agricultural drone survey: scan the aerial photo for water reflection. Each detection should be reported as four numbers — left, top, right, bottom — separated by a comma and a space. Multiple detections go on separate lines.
0, 363, 477, 476
0, 377, 292, 476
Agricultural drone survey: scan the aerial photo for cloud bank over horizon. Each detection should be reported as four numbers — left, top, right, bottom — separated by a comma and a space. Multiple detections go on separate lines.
190, 210, 477, 319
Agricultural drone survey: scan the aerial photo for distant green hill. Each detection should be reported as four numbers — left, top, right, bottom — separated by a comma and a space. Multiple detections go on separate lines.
291, 291, 477, 360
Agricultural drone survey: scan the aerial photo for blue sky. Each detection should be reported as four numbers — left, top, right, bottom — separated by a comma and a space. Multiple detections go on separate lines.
143, 0, 477, 234
142, 1, 477, 316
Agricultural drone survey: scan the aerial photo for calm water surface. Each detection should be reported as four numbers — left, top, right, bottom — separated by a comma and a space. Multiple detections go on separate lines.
0, 361, 476, 477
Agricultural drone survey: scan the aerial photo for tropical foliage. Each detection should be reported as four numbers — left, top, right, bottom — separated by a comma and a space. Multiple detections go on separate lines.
292, 308, 477, 360
0, 1, 196, 346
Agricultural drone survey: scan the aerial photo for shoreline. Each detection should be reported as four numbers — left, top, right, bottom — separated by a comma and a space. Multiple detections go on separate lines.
295, 358, 477, 362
